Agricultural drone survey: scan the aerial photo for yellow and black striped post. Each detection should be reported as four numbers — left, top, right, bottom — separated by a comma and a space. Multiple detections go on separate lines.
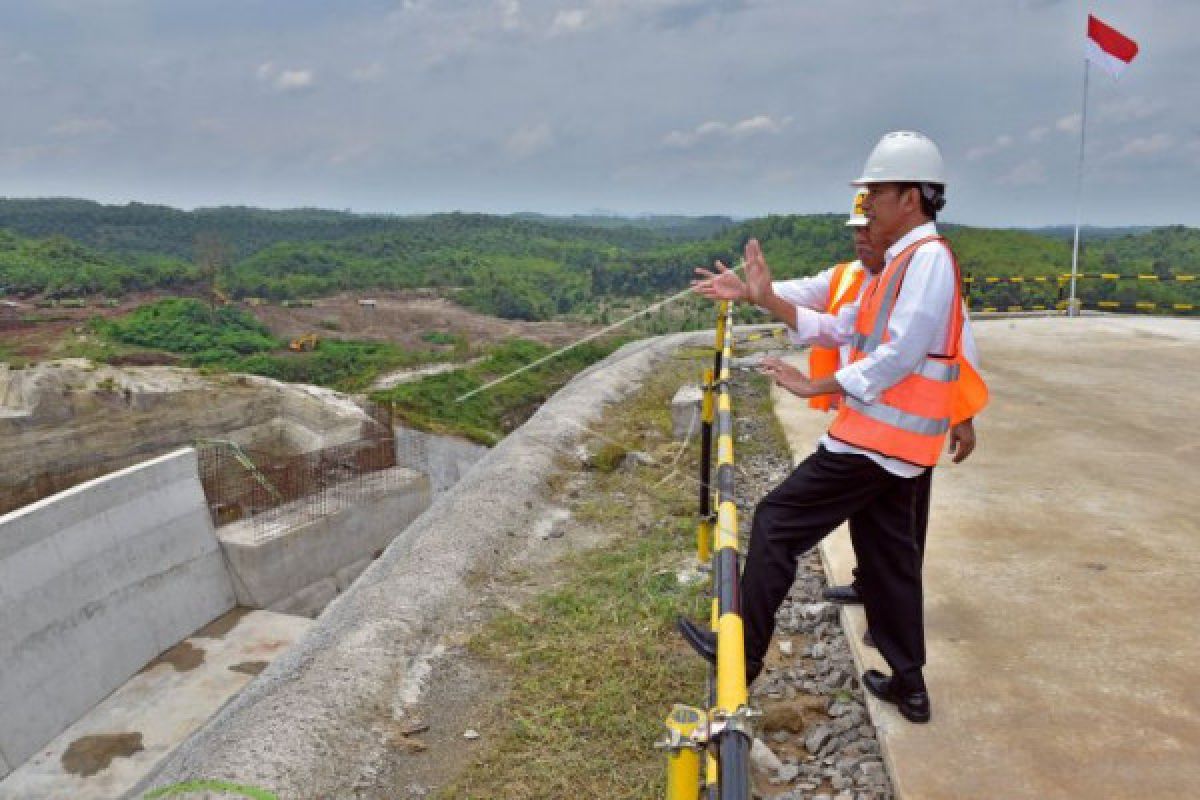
696, 303, 726, 564
662, 705, 705, 800
710, 302, 751, 800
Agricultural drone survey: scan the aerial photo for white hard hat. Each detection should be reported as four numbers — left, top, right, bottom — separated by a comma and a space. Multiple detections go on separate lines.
852, 131, 946, 186
845, 188, 868, 227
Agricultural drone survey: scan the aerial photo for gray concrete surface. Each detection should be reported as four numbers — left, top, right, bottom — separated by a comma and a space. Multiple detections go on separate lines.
129, 331, 710, 800
772, 316, 1200, 799
0, 609, 312, 800
218, 466, 431, 613
393, 425, 489, 495
671, 384, 703, 440
0, 448, 235, 772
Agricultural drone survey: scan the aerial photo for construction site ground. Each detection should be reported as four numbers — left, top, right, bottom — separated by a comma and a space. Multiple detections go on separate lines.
0, 289, 596, 363
771, 315, 1200, 800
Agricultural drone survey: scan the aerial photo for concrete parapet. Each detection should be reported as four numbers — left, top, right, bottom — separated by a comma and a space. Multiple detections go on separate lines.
0, 449, 235, 772
217, 467, 431, 613
670, 384, 703, 440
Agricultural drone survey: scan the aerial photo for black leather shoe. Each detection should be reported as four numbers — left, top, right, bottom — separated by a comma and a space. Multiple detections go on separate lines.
676, 617, 763, 685
862, 669, 931, 724
822, 584, 862, 604
677, 617, 716, 664
863, 629, 876, 649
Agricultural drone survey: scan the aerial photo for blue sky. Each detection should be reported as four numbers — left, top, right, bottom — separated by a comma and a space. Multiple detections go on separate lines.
0, 0, 1193, 226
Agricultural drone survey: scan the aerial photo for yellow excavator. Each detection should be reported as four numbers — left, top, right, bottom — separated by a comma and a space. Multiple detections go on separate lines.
289, 333, 319, 352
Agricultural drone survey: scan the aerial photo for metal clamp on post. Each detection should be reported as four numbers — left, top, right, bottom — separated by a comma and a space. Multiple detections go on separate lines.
706, 705, 761, 743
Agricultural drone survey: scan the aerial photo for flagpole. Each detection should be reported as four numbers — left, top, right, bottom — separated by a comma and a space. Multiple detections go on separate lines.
1068, 57, 1090, 318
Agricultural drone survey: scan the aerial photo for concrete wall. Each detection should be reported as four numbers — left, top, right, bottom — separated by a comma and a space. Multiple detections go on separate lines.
394, 426, 488, 495
0, 449, 235, 775
217, 467, 431, 616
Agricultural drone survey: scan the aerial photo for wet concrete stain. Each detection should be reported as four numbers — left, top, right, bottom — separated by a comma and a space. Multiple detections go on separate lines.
194, 607, 252, 640
141, 640, 206, 673
229, 660, 268, 676
61, 732, 144, 777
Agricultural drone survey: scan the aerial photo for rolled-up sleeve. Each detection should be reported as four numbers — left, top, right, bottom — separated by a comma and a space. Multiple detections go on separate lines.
834, 246, 956, 403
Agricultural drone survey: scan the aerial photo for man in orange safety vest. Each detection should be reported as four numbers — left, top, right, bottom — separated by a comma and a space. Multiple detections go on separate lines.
686, 131, 988, 723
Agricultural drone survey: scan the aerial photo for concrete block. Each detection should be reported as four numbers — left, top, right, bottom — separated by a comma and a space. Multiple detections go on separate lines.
269, 578, 338, 619
671, 385, 704, 440
334, 558, 373, 592
394, 426, 487, 494
0, 449, 235, 771
218, 467, 431, 609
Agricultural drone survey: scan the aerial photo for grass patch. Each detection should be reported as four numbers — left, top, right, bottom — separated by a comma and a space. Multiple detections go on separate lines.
438, 354, 716, 800
373, 337, 628, 444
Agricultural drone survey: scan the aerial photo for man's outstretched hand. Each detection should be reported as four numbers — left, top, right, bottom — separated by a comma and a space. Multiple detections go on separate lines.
691, 259, 748, 302
760, 356, 816, 397
691, 238, 775, 305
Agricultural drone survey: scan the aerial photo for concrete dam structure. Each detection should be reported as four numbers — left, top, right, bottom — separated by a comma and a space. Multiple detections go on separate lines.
0, 363, 488, 799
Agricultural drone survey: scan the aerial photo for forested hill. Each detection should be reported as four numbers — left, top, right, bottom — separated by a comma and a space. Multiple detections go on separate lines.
0, 199, 734, 262
0, 199, 1196, 315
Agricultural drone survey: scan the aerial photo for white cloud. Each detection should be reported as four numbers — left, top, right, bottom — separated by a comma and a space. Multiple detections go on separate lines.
350, 63, 384, 83
276, 69, 314, 91
49, 118, 116, 137
499, 0, 521, 31
663, 114, 790, 148
966, 133, 1014, 161
505, 122, 555, 158
997, 157, 1047, 186
550, 9, 588, 35
256, 63, 316, 93
1028, 125, 1049, 142
1055, 113, 1082, 134
1110, 133, 1174, 159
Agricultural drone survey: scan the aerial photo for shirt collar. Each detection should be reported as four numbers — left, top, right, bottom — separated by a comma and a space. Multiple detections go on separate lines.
885, 221, 939, 264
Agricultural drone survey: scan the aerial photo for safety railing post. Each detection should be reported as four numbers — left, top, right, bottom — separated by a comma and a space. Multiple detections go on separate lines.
697, 367, 715, 564
662, 705, 705, 800
711, 302, 752, 800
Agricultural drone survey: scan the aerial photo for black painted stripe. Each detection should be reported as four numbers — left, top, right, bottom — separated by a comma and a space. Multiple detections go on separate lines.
716, 549, 740, 616
717, 730, 751, 800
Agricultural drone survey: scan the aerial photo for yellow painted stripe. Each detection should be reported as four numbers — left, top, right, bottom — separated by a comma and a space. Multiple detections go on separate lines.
1009, 276, 1024, 283
1138, 274, 1159, 281
1007, 305, 1023, 312
715, 612, 748, 710
1098, 301, 1120, 308
1177, 275, 1195, 281
715, 502, 738, 550
985, 276, 999, 283
718, 393, 731, 413
717, 436, 733, 466
1174, 303, 1194, 311
982, 306, 997, 312
1101, 273, 1120, 280
697, 520, 712, 563
1033, 276, 1048, 283
1136, 301, 1156, 310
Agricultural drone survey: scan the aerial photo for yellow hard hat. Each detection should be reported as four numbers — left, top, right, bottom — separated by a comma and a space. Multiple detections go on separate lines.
845, 188, 868, 227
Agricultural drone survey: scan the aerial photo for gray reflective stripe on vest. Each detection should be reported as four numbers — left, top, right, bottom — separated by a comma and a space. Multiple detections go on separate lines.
916, 359, 959, 382
851, 332, 869, 352
844, 396, 949, 436
861, 256, 911, 353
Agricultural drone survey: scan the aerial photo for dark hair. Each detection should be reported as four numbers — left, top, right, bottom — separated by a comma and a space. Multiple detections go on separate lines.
895, 182, 946, 220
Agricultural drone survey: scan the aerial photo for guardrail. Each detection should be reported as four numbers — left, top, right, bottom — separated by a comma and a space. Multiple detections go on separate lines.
962, 271, 1199, 315
660, 301, 753, 800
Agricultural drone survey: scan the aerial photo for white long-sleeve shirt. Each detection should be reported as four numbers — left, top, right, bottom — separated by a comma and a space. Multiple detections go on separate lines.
772, 261, 862, 368
782, 222, 980, 478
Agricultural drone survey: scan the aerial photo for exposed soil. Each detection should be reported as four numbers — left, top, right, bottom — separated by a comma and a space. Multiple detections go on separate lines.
141, 641, 206, 674
247, 289, 596, 350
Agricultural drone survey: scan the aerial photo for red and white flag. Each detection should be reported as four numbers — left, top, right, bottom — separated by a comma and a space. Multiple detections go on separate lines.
1086, 14, 1139, 79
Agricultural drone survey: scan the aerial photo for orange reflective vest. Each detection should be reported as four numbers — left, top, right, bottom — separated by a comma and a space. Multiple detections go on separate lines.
809, 261, 866, 411
827, 236, 989, 467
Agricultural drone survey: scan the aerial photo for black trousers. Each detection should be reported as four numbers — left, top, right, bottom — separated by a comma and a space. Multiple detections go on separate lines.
849, 473, 931, 590
741, 445, 932, 690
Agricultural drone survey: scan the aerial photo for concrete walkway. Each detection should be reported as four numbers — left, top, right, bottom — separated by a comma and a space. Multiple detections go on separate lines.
0, 609, 312, 800
770, 316, 1200, 800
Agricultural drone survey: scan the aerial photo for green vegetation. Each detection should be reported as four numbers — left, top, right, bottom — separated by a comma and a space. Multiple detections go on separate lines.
89, 297, 453, 391
2, 200, 1197, 315
372, 337, 626, 444
438, 356, 712, 800
0, 229, 193, 298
